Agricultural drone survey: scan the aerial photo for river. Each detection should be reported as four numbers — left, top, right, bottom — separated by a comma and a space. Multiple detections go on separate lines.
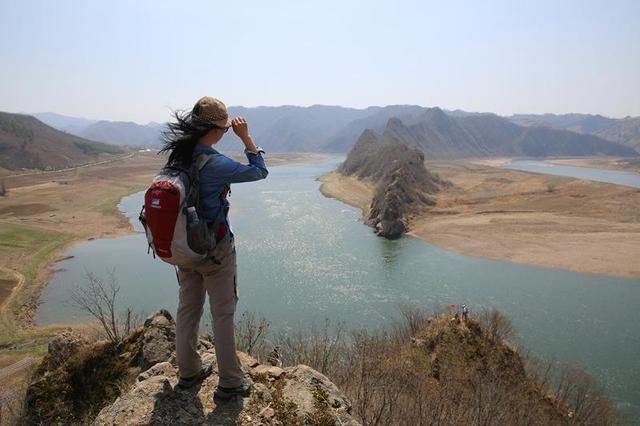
37, 157, 640, 419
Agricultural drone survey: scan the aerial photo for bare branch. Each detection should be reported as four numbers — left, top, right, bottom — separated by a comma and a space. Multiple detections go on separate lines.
70, 270, 140, 343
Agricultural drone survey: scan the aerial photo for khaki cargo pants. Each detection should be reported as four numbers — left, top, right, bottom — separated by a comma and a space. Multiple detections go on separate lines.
176, 238, 243, 388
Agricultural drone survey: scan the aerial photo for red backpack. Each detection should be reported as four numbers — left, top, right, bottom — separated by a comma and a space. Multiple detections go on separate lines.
139, 154, 215, 266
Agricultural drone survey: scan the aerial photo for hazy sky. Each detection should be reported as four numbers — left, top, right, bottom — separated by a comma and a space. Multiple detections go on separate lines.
1, 0, 638, 123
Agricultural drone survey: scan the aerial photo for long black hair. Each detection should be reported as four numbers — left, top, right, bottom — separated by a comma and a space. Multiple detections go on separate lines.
159, 110, 216, 167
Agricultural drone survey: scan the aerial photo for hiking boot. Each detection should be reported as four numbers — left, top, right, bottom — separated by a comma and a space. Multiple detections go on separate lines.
214, 379, 251, 401
176, 364, 213, 390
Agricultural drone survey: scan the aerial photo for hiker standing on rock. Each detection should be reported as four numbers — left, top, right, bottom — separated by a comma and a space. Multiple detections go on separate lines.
159, 96, 268, 400
461, 304, 469, 322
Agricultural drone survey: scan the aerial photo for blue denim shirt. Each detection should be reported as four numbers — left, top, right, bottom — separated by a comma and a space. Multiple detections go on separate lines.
193, 143, 268, 240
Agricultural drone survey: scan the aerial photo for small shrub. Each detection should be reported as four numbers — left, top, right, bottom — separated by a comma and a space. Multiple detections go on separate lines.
235, 311, 270, 356
276, 319, 348, 377
308, 385, 338, 426
23, 339, 140, 425
478, 308, 515, 342
70, 271, 142, 343
270, 379, 301, 425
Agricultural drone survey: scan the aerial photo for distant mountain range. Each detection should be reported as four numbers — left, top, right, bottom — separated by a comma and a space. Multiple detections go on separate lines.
30, 107, 640, 156
0, 112, 125, 172
33, 112, 164, 147
510, 113, 640, 152
2, 106, 637, 173
378, 108, 637, 158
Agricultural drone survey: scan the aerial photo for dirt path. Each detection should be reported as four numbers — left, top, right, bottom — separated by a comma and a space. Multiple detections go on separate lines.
0, 356, 37, 381
0, 268, 25, 311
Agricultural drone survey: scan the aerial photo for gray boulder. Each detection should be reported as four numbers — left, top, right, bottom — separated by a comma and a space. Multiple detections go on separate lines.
139, 309, 176, 369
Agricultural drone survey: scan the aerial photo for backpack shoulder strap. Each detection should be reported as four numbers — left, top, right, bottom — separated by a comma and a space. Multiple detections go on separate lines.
192, 152, 212, 174
186, 153, 212, 207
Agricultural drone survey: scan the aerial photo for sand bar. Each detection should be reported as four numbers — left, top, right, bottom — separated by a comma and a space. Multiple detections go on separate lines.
320, 159, 640, 278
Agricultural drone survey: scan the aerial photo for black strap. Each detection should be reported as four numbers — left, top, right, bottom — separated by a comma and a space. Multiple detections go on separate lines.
186, 153, 212, 209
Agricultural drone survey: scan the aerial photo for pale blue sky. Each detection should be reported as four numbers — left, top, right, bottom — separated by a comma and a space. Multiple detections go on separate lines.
1, 0, 638, 122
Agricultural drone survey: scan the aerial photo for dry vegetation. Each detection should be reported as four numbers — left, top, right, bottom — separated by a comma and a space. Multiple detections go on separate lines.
237, 306, 617, 425
22, 330, 145, 424
11, 305, 617, 425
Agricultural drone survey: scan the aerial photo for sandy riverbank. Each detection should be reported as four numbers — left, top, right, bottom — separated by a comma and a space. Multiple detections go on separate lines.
544, 157, 640, 173
318, 172, 374, 216
320, 160, 640, 278
1, 152, 160, 338
0, 151, 330, 335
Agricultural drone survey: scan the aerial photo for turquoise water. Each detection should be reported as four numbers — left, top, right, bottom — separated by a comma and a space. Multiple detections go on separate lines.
506, 159, 640, 188
37, 157, 640, 418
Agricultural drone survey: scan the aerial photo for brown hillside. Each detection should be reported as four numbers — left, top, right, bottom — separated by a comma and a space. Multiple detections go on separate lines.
0, 112, 124, 171
335, 309, 617, 425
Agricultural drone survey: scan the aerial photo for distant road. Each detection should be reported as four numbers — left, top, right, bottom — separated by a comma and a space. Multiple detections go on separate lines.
4, 152, 136, 179
0, 267, 26, 326
0, 357, 38, 381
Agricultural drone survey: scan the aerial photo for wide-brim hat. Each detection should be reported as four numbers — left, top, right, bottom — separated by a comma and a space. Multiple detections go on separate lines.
191, 96, 232, 128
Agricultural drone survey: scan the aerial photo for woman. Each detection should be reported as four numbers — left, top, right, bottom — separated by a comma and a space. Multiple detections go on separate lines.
159, 96, 268, 400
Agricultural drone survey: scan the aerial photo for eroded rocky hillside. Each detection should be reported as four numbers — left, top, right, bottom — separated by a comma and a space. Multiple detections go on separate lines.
23, 310, 359, 425
340, 129, 449, 238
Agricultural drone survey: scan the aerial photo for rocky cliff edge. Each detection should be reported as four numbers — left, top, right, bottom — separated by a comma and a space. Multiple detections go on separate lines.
24, 310, 359, 425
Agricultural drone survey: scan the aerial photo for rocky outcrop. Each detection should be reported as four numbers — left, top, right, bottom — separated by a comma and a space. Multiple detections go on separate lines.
366, 159, 441, 238
340, 128, 449, 238
24, 310, 359, 426
139, 308, 176, 369
95, 355, 358, 425
46, 330, 88, 371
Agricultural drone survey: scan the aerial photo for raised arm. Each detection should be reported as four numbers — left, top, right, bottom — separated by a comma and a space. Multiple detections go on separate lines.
209, 151, 268, 184
214, 116, 268, 183
232, 117, 257, 154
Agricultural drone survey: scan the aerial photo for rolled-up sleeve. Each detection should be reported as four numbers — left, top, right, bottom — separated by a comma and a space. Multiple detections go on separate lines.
208, 151, 268, 184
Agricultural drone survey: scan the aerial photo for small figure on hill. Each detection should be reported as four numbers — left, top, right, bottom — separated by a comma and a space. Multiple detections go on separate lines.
267, 345, 282, 367
0, 179, 7, 197
159, 96, 268, 401
461, 304, 469, 322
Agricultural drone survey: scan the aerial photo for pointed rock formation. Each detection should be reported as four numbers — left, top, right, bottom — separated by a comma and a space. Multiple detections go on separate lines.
340, 127, 449, 238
